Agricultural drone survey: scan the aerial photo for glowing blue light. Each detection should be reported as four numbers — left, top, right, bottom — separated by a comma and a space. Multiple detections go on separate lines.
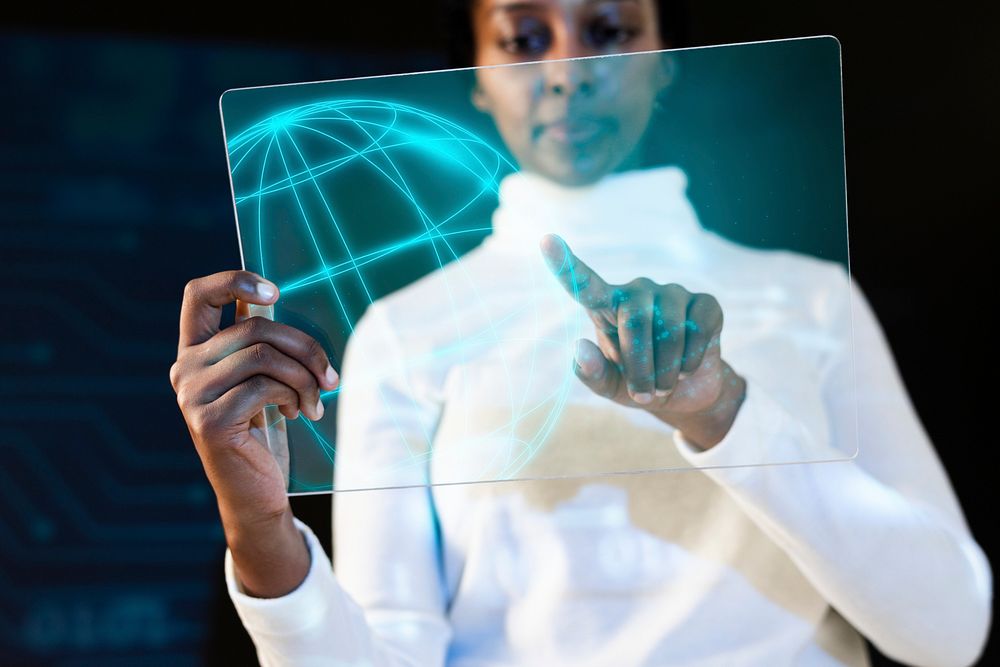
227, 99, 582, 489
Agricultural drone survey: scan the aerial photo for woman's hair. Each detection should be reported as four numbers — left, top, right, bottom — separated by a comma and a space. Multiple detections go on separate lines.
442, 0, 690, 69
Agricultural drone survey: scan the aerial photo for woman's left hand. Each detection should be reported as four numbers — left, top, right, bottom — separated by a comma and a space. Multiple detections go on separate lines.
540, 234, 746, 450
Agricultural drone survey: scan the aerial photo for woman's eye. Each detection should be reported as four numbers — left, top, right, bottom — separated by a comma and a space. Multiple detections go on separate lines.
585, 19, 639, 49
498, 17, 553, 55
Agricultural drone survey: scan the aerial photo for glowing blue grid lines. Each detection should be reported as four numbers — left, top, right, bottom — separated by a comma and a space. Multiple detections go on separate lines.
227, 98, 584, 490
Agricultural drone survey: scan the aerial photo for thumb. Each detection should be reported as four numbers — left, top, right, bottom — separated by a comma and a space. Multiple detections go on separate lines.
573, 339, 624, 402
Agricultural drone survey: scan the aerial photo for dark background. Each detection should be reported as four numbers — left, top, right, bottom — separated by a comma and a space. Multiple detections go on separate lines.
1, 2, 995, 665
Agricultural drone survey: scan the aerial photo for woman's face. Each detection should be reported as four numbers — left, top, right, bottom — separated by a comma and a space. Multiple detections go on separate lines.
471, 0, 672, 186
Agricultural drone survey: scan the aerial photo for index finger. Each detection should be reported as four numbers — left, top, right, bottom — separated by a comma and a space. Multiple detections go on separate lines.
179, 270, 278, 349
539, 233, 613, 309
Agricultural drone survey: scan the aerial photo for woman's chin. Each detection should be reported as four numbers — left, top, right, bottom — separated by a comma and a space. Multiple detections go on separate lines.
532, 155, 615, 187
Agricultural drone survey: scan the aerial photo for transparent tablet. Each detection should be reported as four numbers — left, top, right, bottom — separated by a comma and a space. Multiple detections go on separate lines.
220, 35, 858, 494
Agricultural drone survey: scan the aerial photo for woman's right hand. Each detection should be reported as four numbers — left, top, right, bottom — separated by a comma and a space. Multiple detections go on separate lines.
169, 269, 339, 596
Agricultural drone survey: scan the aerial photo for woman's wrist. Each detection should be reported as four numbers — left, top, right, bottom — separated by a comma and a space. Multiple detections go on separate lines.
224, 507, 311, 599
652, 363, 747, 451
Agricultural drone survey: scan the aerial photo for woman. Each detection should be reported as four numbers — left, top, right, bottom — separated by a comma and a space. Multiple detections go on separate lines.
169, 1, 992, 665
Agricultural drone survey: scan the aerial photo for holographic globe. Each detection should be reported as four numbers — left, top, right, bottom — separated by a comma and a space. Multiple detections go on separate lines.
226, 99, 582, 491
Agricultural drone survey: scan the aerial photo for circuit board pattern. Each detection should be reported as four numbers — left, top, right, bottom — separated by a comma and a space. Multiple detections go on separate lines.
0, 31, 441, 666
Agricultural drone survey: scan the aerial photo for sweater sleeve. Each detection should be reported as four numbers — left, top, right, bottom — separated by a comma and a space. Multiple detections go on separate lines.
223, 301, 453, 666
673, 270, 993, 667
224, 516, 450, 666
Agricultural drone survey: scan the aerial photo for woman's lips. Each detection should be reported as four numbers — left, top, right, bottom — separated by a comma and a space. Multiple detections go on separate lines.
540, 118, 606, 144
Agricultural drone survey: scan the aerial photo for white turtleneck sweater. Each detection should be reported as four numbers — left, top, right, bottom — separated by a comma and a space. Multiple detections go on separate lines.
224, 166, 991, 667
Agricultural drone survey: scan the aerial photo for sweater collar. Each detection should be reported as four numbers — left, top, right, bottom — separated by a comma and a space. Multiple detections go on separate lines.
486, 165, 701, 257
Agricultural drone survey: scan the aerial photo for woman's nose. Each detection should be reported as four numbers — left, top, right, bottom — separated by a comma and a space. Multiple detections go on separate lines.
543, 58, 596, 97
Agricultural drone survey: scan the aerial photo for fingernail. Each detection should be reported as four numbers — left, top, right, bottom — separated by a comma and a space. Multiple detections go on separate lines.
574, 340, 603, 379
315, 397, 325, 420
655, 389, 670, 397
325, 364, 339, 387
256, 282, 276, 300
634, 392, 653, 405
